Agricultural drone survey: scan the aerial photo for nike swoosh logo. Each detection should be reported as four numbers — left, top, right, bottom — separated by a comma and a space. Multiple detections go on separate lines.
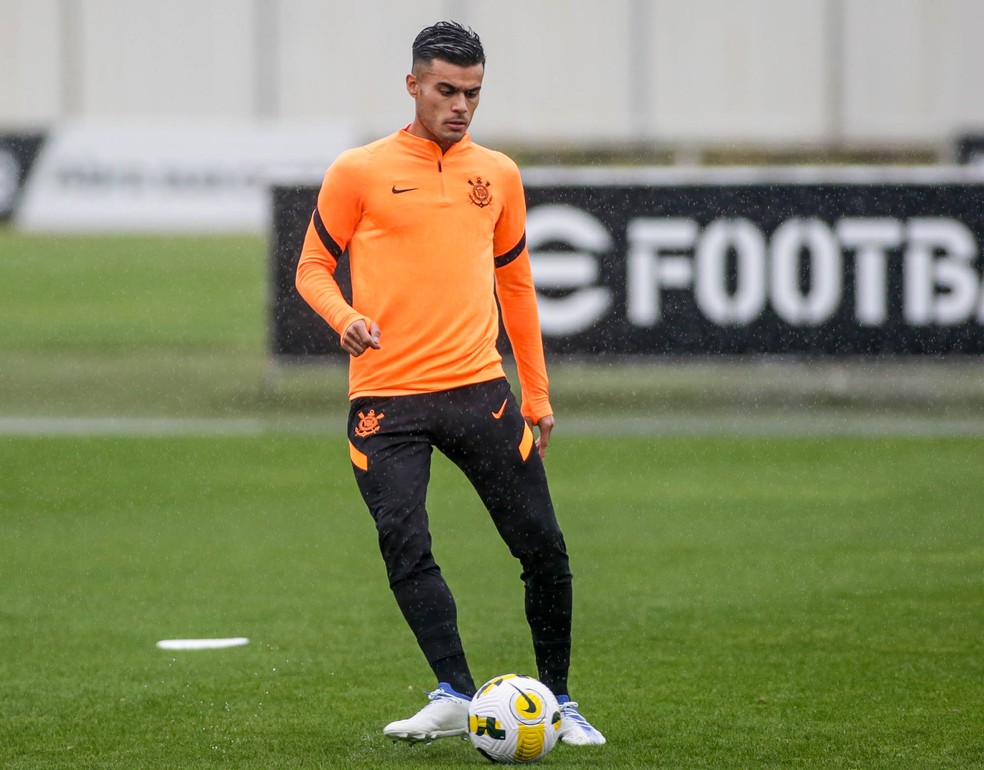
391, 186, 418, 194
491, 399, 508, 419
509, 684, 537, 714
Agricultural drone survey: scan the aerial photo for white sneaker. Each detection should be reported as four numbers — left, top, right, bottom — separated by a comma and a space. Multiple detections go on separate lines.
383, 683, 470, 743
558, 698, 606, 745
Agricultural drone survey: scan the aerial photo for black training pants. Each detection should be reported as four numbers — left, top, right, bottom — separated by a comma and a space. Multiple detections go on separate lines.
346, 377, 572, 695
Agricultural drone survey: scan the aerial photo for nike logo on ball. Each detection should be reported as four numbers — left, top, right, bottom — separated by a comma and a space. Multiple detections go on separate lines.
509, 684, 538, 714
391, 186, 418, 194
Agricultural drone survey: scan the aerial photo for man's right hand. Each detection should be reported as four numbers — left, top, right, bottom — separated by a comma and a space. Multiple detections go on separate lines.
341, 319, 381, 357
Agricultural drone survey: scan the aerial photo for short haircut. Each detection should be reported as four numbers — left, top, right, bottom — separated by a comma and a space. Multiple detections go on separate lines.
412, 21, 485, 70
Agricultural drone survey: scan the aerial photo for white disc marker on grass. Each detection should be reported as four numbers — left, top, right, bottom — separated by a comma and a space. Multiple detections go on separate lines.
156, 637, 250, 651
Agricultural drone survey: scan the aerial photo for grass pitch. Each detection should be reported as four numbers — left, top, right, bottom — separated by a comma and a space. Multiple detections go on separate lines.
3, 435, 982, 769
1, 230, 982, 768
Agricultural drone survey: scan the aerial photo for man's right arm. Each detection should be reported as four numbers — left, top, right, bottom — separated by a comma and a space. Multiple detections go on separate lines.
295, 151, 373, 346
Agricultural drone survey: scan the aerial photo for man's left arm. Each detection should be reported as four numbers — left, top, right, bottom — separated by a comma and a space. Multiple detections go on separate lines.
493, 161, 554, 457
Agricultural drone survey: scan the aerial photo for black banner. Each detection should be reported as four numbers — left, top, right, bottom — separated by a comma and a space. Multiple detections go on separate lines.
269, 168, 984, 358
269, 184, 351, 358
0, 132, 45, 221
956, 134, 984, 166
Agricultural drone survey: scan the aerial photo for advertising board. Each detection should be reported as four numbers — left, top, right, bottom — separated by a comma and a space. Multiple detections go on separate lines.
270, 167, 984, 358
16, 120, 350, 233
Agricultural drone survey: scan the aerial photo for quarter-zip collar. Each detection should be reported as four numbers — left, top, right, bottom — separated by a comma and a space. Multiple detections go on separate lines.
398, 125, 473, 163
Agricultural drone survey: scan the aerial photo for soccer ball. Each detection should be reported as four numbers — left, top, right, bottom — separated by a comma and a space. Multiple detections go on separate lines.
467, 674, 561, 764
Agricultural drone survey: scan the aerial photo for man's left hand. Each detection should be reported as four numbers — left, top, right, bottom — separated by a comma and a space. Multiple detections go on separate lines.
533, 414, 554, 460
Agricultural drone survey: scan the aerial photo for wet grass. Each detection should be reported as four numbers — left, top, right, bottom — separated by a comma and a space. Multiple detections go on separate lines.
1, 230, 982, 766
1, 434, 982, 768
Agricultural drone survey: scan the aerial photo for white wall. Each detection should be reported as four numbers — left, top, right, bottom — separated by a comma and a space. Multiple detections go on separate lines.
1, 0, 982, 147
0, 0, 63, 124
73, 0, 258, 119
648, 0, 832, 143
841, 0, 984, 143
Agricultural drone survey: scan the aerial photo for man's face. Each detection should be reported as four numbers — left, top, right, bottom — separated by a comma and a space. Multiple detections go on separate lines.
406, 58, 484, 152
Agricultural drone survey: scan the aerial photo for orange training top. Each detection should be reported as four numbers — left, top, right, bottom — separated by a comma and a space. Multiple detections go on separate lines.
295, 128, 552, 422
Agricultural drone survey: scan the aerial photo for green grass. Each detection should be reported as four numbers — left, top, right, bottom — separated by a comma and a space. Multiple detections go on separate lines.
1, 229, 983, 767
2, 435, 982, 768
0, 230, 338, 418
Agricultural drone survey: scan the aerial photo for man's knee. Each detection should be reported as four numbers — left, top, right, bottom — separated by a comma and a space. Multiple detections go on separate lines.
376, 524, 437, 588
517, 536, 572, 587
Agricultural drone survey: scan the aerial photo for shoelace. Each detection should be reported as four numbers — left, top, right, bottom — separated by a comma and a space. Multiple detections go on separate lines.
425, 688, 463, 704
560, 701, 594, 729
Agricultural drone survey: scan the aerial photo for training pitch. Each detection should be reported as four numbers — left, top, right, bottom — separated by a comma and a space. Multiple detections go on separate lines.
1, 231, 982, 768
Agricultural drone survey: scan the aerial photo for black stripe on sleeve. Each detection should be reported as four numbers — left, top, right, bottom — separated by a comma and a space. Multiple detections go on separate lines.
494, 232, 526, 269
312, 208, 344, 259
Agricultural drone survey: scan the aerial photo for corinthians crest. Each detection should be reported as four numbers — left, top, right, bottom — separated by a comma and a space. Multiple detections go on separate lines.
468, 177, 492, 208
354, 409, 385, 438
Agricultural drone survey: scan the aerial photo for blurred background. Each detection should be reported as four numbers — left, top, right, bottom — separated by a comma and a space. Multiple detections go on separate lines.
3, 0, 984, 430
3, 0, 984, 159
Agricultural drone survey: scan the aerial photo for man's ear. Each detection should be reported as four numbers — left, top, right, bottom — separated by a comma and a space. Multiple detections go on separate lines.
406, 73, 418, 98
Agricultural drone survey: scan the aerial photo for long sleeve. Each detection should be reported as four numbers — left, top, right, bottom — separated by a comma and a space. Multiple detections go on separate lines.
493, 161, 552, 422
496, 252, 552, 422
295, 150, 370, 341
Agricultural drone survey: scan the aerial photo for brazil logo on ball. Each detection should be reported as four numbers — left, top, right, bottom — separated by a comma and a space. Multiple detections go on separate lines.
467, 674, 561, 764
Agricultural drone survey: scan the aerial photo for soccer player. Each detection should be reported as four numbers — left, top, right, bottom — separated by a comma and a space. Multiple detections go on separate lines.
295, 20, 605, 748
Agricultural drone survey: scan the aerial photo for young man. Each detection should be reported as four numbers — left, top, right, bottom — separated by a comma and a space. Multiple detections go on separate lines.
295, 21, 604, 747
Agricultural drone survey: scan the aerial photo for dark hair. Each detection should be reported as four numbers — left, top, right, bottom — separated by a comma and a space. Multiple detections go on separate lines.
412, 21, 485, 70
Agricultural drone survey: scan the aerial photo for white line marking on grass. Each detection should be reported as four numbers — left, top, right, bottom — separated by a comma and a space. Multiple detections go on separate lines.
157, 638, 250, 651
0, 416, 312, 436
559, 414, 984, 437
2, 414, 984, 437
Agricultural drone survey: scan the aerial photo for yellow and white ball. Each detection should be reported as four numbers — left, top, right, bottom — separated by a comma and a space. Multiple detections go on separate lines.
467, 674, 561, 764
